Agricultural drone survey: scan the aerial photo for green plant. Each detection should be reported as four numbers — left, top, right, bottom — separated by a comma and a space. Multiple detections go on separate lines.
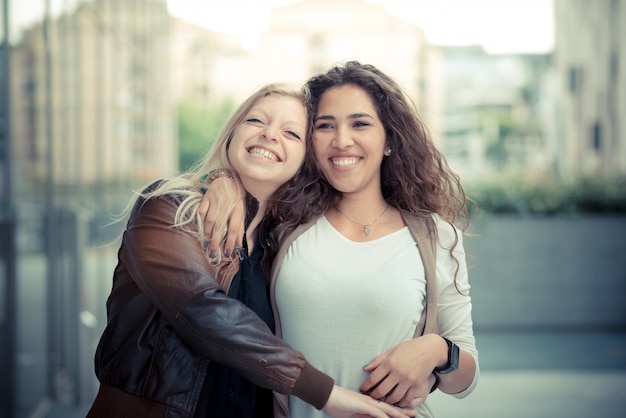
465, 176, 626, 216
177, 98, 235, 171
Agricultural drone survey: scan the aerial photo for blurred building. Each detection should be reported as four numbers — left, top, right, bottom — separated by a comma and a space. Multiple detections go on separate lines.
170, 17, 247, 107
10, 0, 176, 190
234, 0, 559, 183
247, 0, 437, 131
553, 0, 626, 179
435, 46, 553, 182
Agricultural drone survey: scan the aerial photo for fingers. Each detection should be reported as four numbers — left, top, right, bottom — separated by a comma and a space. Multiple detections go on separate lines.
323, 385, 415, 418
198, 180, 245, 257
221, 200, 245, 255
365, 378, 397, 403
204, 202, 225, 257
362, 351, 387, 372
376, 400, 417, 418
407, 395, 427, 409
360, 363, 390, 394
380, 380, 412, 406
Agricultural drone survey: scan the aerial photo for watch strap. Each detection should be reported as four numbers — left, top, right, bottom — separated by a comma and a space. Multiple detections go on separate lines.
434, 336, 459, 375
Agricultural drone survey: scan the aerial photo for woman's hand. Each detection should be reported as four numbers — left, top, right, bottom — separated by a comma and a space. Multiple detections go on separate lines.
323, 385, 416, 418
359, 335, 447, 408
198, 176, 245, 257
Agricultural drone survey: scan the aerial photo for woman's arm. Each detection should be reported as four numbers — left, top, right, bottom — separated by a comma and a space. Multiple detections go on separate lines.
198, 172, 245, 256
430, 217, 478, 396
123, 195, 329, 401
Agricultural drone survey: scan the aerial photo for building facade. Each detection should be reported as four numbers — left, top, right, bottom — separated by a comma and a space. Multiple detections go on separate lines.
249, 0, 434, 125
170, 17, 246, 107
437, 46, 553, 182
553, 0, 626, 179
10, 0, 176, 189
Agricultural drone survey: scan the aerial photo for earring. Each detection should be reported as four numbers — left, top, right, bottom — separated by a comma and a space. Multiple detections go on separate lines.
384, 148, 391, 156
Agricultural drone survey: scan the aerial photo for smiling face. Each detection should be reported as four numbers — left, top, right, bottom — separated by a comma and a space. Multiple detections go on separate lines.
227, 94, 307, 201
312, 84, 387, 197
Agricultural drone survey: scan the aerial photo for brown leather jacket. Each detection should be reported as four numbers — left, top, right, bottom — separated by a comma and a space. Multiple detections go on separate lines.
87, 186, 333, 418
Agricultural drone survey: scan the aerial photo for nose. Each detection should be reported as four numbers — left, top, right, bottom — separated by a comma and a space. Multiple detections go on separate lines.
331, 126, 353, 149
261, 124, 279, 142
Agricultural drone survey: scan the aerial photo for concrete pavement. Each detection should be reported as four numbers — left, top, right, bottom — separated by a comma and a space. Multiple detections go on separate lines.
428, 370, 626, 418
39, 331, 626, 418
42, 369, 626, 418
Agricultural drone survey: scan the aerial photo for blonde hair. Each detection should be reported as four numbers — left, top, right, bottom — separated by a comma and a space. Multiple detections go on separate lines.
138, 83, 309, 275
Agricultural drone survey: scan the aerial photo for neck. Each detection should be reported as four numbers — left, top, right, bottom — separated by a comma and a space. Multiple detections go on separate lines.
336, 192, 387, 214
241, 177, 275, 205
332, 193, 390, 238
246, 196, 267, 245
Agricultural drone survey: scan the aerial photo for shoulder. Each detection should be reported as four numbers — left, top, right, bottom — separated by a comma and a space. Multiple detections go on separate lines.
277, 214, 324, 250
129, 180, 181, 225
432, 213, 462, 250
399, 210, 435, 233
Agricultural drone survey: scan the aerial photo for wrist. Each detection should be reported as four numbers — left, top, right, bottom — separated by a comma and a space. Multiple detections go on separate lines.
200, 168, 236, 193
431, 334, 449, 369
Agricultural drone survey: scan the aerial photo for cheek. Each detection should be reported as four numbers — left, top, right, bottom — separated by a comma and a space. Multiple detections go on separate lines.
226, 140, 244, 172
291, 144, 307, 168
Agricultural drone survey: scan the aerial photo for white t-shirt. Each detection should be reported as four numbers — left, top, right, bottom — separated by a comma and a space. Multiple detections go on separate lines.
276, 216, 430, 418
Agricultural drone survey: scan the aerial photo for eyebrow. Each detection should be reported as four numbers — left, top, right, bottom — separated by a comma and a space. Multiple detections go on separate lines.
314, 113, 374, 123
248, 108, 305, 128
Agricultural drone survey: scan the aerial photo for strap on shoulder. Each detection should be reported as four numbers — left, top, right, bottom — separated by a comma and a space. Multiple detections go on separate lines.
402, 212, 440, 337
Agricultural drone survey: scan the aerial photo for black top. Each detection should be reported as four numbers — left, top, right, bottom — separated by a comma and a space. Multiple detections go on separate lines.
195, 226, 275, 418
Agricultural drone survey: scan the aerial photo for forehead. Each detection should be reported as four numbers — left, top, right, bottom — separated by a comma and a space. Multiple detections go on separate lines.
317, 84, 376, 113
249, 94, 307, 124
254, 94, 301, 109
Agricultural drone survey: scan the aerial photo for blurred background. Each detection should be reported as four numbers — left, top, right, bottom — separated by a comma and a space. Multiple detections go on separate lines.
1, 0, 625, 417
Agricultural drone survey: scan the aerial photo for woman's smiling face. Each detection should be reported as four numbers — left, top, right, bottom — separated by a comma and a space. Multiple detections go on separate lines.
228, 94, 307, 199
312, 84, 387, 197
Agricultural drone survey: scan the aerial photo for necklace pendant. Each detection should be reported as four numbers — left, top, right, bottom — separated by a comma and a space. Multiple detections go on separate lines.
363, 225, 371, 237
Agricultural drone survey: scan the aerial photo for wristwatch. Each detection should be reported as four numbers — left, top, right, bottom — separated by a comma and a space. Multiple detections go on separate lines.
434, 336, 459, 374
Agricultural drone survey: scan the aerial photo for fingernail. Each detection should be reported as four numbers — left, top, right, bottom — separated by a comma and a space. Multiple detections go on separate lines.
209, 249, 217, 258
224, 249, 231, 257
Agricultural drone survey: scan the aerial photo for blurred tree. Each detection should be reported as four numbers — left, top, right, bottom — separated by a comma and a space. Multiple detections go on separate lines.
483, 99, 543, 171
484, 110, 515, 169
177, 98, 235, 171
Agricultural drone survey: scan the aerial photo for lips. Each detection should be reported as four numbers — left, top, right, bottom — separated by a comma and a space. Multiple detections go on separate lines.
248, 146, 281, 162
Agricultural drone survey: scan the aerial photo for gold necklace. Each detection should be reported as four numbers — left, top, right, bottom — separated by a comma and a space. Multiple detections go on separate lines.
335, 204, 389, 237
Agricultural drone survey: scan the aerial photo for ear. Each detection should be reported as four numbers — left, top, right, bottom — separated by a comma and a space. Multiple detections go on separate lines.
384, 146, 391, 156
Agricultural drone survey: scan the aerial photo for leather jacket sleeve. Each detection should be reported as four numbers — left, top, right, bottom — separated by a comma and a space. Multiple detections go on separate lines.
120, 192, 334, 409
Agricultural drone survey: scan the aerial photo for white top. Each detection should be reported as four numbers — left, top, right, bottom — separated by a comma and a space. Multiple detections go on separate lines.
275, 214, 478, 418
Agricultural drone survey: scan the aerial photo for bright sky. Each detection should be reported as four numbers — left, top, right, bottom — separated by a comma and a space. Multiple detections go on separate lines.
166, 0, 555, 54
10, 0, 554, 54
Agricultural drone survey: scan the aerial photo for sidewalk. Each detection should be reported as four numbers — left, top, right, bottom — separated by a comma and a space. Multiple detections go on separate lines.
43, 369, 626, 418
40, 331, 626, 417
428, 370, 626, 418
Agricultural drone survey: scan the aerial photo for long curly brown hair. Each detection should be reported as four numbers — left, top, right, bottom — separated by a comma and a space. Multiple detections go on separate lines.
264, 61, 470, 279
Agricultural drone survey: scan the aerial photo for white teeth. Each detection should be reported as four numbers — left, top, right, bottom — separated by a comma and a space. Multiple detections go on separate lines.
331, 158, 359, 167
249, 147, 279, 161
